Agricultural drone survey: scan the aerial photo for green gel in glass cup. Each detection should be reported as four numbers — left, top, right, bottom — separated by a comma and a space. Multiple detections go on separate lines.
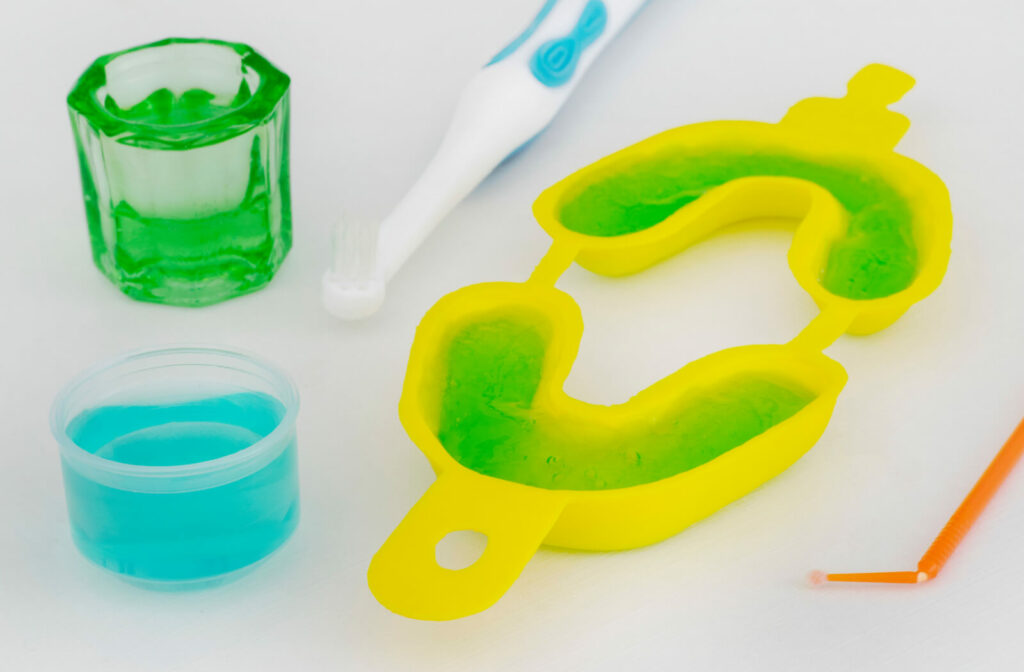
67, 38, 292, 306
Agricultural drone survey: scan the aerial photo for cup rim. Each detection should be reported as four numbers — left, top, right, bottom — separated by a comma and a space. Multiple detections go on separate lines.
67, 37, 290, 149
50, 345, 300, 488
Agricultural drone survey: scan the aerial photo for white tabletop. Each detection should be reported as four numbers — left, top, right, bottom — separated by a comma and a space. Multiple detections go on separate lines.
3, 0, 1024, 669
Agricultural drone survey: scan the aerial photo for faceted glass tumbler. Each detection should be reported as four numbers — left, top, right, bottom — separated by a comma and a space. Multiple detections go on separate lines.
68, 38, 292, 306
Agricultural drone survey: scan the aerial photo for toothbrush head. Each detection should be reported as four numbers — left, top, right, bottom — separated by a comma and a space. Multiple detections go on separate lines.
323, 215, 385, 319
322, 272, 386, 320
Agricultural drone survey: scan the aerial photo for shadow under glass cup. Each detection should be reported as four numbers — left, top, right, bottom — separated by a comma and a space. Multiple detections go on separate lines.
67, 38, 292, 306
50, 347, 301, 589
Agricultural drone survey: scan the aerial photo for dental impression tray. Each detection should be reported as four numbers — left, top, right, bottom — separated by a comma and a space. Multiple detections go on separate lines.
368, 64, 953, 620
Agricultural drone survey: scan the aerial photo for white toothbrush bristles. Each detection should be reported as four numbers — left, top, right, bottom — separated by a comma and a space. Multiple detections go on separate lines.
322, 215, 387, 319
332, 215, 379, 284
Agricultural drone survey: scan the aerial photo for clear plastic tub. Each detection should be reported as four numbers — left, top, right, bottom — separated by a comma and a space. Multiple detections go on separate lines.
50, 346, 300, 589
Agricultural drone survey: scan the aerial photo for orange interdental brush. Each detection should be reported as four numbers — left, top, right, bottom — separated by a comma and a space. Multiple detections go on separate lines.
810, 416, 1024, 586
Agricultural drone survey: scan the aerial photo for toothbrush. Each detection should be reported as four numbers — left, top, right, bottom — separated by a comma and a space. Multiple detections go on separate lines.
323, 0, 651, 319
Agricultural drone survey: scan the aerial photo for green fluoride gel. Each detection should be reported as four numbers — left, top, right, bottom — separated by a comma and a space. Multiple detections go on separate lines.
104, 85, 254, 125
95, 85, 284, 305
68, 38, 292, 306
437, 318, 816, 491
558, 150, 918, 300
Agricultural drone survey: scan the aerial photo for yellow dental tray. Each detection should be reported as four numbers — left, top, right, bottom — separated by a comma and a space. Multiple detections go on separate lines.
368, 64, 952, 620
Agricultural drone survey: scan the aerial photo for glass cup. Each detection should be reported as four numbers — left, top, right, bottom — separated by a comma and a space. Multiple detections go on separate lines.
67, 38, 292, 306
50, 346, 300, 589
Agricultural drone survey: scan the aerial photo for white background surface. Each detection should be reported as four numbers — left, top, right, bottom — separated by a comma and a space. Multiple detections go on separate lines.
2, 0, 1024, 669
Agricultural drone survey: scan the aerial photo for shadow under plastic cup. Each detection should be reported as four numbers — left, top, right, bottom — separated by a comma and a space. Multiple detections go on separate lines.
50, 346, 300, 589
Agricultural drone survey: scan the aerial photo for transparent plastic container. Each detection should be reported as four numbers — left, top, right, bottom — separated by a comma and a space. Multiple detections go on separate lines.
50, 347, 300, 589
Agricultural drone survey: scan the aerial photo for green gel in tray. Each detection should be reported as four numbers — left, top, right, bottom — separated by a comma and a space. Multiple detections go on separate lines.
437, 318, 816, 491
558, 151, 918, 300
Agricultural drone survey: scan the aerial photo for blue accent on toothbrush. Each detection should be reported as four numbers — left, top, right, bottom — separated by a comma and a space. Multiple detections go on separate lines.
487, 0, 560, 66
530, 0, 607, 87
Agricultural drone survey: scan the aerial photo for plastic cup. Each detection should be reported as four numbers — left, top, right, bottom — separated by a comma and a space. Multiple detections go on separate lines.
50, 346, 300, 589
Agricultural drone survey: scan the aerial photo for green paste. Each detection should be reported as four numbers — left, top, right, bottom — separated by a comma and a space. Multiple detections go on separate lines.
105, 82, 253, 125
558, 150, 918, 300
436, 317, 816, 491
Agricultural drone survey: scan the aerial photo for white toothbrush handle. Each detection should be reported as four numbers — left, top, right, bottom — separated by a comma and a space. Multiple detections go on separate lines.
377, 0, 649, 280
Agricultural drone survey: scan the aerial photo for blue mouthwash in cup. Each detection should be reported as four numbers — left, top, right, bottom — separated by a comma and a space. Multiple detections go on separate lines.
51, 348, 300, 589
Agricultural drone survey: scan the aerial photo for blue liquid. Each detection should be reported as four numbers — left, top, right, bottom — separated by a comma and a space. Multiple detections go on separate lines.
61, 392, 299, 586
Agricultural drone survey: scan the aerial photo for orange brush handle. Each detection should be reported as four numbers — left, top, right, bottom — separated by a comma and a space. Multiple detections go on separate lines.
825, 571, 919, 584
820, 416, 1024, 585
916, 417, 1024, 579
